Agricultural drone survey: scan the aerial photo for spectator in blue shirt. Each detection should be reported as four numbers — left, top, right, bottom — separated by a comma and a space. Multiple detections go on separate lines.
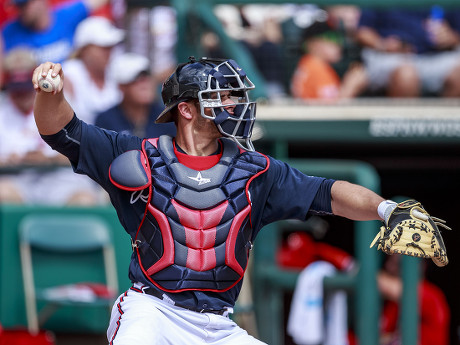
356, 6, 460, 97
1, 0, 110, 78
95, 52, 176, 139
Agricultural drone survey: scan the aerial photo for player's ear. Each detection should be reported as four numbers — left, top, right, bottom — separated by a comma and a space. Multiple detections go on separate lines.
177, 101, 194, 120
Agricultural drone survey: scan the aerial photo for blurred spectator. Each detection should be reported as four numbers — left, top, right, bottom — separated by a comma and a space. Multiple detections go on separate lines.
325, 5, 363, 77
277, 231, 355, 271
95, 52, 176, 138
149, 6, 177, 84
214, 4, 288, 99
377, 255, 450, 345
290, 19, 367, 100
280, 232, 354, 345
241, 6, 287, 99
279, 4, 324, 95
0, 48, 104, 205
0, 0, 115, 24
124, 5, 177, 86
280, 232, 449, 345
200, 31, 225, 59
62, 16, 124, 124
1, 0, 110, 63
0, 35, 3, 88
356, 6, 460, 97
0, 0, 17, 23
326, 5, 362, 38
92, 0, 125, 22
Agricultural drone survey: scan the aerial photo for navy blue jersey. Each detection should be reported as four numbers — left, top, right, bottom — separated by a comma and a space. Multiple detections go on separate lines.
42, 115, 333, 310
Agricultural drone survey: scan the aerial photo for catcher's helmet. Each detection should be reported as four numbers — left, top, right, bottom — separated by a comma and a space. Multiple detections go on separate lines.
156, 57, 256, 151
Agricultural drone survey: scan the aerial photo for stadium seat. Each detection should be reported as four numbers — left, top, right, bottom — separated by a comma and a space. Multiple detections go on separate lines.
19, 214, 119, 334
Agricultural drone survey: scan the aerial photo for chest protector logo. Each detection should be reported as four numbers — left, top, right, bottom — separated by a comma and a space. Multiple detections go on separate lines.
109, 136, 269, 292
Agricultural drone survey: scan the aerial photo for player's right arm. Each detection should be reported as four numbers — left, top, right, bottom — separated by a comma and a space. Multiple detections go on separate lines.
33, 61, 142, 191
32, 62, 73, 135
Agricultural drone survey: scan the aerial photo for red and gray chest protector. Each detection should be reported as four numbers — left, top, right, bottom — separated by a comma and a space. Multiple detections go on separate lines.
109, 136, 269, 293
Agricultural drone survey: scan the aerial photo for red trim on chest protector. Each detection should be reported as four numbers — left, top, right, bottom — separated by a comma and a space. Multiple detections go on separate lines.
145, 204, 175, 276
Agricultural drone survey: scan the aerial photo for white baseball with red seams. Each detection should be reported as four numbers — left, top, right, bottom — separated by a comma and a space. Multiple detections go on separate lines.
38, 70, 61, 93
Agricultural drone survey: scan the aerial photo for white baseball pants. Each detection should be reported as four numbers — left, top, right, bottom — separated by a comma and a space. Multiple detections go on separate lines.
107, 288, 266, 345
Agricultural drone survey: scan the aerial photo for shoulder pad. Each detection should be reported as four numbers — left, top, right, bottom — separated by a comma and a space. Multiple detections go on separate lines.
109, 150, 151, 191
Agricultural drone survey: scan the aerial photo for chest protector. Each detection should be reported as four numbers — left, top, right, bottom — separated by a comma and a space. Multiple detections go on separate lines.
109, 136, 269, 292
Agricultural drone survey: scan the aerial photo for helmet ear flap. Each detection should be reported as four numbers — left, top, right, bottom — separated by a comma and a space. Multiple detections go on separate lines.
157, 60, 205, 123
161, 74, 180, 105
161, 61, 191, 104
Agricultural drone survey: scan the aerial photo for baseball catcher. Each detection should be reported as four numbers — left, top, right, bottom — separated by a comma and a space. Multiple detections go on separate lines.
371, 199, 451, 267
33, 54, 451, 344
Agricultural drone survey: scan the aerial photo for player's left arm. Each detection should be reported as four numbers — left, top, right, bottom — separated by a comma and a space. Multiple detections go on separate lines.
331, 180, 384, 221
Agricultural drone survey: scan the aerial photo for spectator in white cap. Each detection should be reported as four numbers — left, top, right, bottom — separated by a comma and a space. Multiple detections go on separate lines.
63, 16, 125, 124
95, 52, 176, 138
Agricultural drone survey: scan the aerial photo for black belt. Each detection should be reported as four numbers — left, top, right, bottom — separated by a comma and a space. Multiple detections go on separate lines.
130, 286, 229, 316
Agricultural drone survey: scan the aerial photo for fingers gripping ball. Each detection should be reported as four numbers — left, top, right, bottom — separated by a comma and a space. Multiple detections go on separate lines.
370, 199, 451, 267
38, 70, 61, 93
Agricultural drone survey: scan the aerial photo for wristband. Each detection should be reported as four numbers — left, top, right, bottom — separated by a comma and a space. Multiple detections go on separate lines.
378, 200, 397, 223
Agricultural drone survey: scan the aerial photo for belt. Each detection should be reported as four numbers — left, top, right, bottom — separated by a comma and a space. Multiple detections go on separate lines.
130, 285, 230, 316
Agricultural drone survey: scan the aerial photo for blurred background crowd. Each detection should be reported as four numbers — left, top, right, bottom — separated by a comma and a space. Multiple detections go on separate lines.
2, 0, 460, 206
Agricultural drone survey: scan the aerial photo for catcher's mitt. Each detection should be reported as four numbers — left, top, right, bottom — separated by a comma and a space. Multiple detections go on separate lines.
370, 199, 451, 267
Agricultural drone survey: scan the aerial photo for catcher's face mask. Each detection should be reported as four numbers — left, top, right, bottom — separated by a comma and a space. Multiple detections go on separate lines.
197, 59, 256, 151
157, 57, 257, 151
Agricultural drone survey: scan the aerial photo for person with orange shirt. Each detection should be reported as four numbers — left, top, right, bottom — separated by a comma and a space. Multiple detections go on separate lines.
291, 19, 367, 100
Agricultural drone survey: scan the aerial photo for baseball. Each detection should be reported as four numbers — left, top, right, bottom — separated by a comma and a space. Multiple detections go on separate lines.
38, 70, 61, 93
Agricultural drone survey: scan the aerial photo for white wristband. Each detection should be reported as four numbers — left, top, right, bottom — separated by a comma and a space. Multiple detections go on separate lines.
378, 200, 397, 223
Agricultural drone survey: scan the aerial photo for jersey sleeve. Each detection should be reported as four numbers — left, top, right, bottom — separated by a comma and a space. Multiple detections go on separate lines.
251, 156, 333, 229
41, 115, 142, 190
76, 120, 142, 188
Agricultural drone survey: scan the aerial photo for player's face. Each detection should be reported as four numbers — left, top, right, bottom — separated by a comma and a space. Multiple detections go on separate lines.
200, 91, 239, 137
201, 91, 236, 116
200, 91, 236, 133
190, 101, 221, 139
181, 91, 238, 140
